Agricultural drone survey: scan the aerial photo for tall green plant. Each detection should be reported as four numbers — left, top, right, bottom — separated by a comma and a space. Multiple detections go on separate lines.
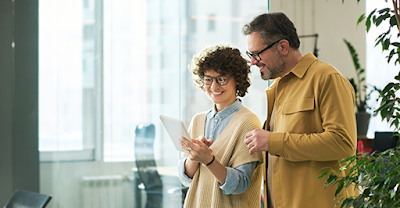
350, 0, 400, 64
320, 1, 400, 207
355, 0, 400, 129
319, 147, 400, 208
344, 39, 368, 112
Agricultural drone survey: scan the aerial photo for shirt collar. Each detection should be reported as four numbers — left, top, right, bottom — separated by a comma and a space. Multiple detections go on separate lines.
290, 52, 318, 79
211, 99, 242, 119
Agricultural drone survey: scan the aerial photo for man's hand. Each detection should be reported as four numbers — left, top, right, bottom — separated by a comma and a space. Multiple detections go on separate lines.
244, 129, 270, 154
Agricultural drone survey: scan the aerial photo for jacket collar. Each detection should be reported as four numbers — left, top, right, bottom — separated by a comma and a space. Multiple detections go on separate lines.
288, 52, 318, 79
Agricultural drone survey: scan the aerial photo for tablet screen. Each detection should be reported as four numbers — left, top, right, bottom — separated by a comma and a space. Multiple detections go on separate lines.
159, 115, 191, 152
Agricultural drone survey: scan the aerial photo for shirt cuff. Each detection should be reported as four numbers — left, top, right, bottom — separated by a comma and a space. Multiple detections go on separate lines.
219, 162, 256, 195
268, 132, 284, 157
177, 158, 192, 187
220, 167, 240, 194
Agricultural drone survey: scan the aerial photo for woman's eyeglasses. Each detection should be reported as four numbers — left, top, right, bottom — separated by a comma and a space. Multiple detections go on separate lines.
201, 75, 231, 86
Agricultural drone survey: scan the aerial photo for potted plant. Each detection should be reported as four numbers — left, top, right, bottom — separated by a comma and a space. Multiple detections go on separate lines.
343, 38, 371, 136
319, 146, 400, 208
319, 1, 400, 207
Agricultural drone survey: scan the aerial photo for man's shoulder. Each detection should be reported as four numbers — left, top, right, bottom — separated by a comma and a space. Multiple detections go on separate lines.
308, 59, 345, 78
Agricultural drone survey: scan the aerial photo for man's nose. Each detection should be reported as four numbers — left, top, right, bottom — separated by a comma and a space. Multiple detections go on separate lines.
250, 57, 259, 65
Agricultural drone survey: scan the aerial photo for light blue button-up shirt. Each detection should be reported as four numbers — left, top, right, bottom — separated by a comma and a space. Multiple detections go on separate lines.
178, 99, 258, 195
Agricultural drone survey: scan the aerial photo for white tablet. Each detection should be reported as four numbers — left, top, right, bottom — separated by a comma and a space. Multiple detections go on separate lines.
159, 115, 191, 152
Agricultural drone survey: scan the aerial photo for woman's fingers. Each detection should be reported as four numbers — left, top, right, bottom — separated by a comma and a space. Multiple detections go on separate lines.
179, 137, 194, 154
180, 136, 214, 159
197, 135, 213, 147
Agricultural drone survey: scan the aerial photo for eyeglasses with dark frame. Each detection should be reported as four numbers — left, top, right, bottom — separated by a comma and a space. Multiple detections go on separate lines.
201, 75, 232, 86
246, 39, 284, 61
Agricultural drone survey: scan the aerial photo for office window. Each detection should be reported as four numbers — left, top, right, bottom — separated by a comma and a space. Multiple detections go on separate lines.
39, 0, 268, 206
39, 0, 99, 161
39, 0, 268, 162
208, 14, 216, 31
83, 24, 94, 40
189, 17, 197, 33
366, 0, 399, 138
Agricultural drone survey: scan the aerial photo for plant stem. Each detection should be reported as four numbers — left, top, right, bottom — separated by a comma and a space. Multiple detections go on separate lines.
393, 0, 400, 32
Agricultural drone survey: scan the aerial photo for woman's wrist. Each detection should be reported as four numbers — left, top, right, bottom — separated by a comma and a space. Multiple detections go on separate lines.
187, 157, 201, 167
203, 155, 215, 166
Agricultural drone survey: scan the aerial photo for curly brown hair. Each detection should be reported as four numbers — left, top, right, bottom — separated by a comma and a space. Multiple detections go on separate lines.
189, 44, 251, 97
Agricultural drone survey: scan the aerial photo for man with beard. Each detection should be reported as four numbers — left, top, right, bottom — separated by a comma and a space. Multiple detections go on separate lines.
242, 12, 358, 208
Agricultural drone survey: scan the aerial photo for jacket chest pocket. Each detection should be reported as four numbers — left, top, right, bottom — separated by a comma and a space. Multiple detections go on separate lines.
280, 97, 316, 133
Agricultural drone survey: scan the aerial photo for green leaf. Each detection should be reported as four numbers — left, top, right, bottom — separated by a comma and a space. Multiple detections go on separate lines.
383, 38, 391, 50
344, 39, 361, 70
357, 14, 366, 26
343, 198, 354, 208
363, 188, 371, 197
390, 15, 398, 27
375, 13, 391, 26
366, 15, 372, 32
377, 8, 390, 14
395, 72, 400, 80
391, 42, 400, 47
326, 174, 338, 187
318, 170, 330, 179
383, 82, 395, 92
335, 180, 344, 196
388, 49, 395, 63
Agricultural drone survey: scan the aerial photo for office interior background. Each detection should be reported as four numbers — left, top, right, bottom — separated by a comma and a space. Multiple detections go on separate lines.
1, 0, 398, 207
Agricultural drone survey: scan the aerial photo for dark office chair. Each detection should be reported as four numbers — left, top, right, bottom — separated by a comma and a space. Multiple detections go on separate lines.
372, 131, 399, 153
370, 132, 400, 184
4, 189, 52, 208
134, 123, 187, 208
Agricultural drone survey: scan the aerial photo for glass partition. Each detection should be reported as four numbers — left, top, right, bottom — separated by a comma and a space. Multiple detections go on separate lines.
39, 0, 268, 207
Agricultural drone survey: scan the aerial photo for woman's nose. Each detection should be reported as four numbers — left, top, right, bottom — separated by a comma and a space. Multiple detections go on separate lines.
210, 79, 220, 89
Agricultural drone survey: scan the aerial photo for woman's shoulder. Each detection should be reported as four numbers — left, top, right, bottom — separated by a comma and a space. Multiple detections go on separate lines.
192, 110, 209, 118
190, 110, 210, 123
237, 107, 258, 119
235, 107, 261, 126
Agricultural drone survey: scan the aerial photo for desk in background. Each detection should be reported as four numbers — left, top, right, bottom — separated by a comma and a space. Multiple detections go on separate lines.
132, 166, 178, 177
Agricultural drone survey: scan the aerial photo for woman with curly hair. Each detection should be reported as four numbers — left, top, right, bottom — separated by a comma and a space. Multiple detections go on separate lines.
178, 44, 264, 208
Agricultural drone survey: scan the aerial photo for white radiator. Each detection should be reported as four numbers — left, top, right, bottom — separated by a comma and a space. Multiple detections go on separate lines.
80, 175, 134, 208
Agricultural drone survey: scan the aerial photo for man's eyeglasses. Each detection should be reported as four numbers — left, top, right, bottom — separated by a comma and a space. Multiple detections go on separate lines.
201, 75, 231, 86
246, 39, 284, 61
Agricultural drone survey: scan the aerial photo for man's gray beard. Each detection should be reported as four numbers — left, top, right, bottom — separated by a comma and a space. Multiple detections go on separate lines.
261, 71, 270, 80
261, 66, 282, 80
261, 59, 285, 80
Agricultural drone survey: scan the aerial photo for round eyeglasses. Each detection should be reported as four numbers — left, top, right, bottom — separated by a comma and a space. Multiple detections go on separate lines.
201, 75, 231, 86
246, 39, 284, 61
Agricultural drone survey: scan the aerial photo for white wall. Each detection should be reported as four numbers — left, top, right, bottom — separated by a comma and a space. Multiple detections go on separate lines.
270, 0, 366, 80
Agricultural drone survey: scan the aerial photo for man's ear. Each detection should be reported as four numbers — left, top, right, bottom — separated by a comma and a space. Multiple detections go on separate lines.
279, 39, 290, 56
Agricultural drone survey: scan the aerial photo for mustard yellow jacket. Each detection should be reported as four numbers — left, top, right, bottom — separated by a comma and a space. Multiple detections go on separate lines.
263, 53, 358, 208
